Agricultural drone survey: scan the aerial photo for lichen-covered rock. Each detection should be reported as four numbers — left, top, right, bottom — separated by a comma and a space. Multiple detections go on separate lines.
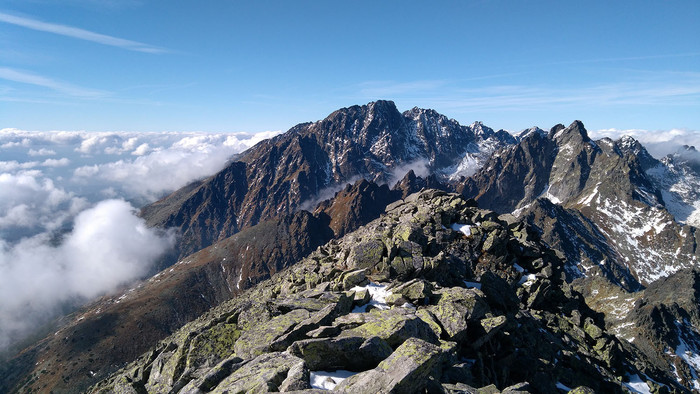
583, 317, 603, 340
480, 271, 519, 313
334, 337, 444, 393
177, 356, 244, 393
340, 308, 439, 347
500, 382, 533, 393
210, 352, 306, 393
392, 278, 433, 303
185, 322, 240, 371
340, 268, 368, 290
348, 238, 386, 271
429, 287, 490, 341
288, 336, 392, 371
415, 308, 443, 338
234, 309, 310, 358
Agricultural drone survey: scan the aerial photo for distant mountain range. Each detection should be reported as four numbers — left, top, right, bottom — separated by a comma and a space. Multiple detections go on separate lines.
3, 101, 700, 393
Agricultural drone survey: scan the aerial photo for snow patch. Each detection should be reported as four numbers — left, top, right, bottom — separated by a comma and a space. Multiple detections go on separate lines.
351, 282, 391, 313
309, 370, 357, 390
451, 223, 472, 236
624, 374, 653, 394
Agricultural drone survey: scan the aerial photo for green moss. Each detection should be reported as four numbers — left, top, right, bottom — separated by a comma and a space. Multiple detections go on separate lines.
480, 315, 507, 334
234, 309, 310, 358
349, 239, 386, 270
342, 311, 437, 348
186, 323, 241, 370
584, 319, 603, 340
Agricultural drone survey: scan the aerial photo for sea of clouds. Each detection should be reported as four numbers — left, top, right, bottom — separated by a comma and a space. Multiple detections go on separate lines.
0, 128, 279, 350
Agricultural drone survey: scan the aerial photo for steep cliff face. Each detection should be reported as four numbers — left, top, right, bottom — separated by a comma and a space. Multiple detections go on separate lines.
141, 101, 514, 260
578, 268, 700, 391
459, 121, 700, 287
91, 190, 680, 393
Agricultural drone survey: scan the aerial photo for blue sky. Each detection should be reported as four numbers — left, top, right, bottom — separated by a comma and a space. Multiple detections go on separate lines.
1, 0, 699, 133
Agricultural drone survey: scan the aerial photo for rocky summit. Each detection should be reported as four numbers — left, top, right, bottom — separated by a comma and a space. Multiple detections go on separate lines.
90, 191, 676, 393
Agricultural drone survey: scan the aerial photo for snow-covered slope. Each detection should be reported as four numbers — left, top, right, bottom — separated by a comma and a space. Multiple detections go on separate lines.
647, 147, 700, 228
460, 121, 700, 287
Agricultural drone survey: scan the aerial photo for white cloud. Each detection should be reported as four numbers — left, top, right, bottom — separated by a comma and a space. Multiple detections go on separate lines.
387, 159, 430, 187
72, 131, 279, 201
0, 160, 39, 171
76, 134, 110, 154
132, 143, 150, 156
28, 148, 56, 156
42, 157, 70, 167
0, 171, 86, 238
0, 138, 31, 148
0, 199, 176, 349
0, 128, 279, 349
591, 128, 700, 159
0, 11, 166, 54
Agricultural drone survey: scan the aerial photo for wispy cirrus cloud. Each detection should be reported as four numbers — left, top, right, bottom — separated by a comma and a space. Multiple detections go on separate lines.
0, 67, 106, 97
0, 11, 166, 54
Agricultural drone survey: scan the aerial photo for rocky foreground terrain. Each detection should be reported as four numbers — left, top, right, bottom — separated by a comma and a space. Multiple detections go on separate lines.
91, 191, 679, 393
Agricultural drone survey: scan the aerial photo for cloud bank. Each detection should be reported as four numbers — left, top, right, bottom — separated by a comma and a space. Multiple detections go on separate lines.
0, 200, 176, 349
0, 128, 279, 350
591, 128, 700, 159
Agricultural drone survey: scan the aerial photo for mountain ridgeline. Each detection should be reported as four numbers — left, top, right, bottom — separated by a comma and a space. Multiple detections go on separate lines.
141, 100, 514, 260
3, 101, 700, 393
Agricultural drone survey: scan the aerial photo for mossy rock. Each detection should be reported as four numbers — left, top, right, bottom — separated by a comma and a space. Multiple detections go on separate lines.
289, 336, 392, 371
210, 352, 307, 393
186, 323, 241, 371
234, 309, 310, 359
340, 309, 439, 348
429, 287, 490, 341
335, 337, 444, 393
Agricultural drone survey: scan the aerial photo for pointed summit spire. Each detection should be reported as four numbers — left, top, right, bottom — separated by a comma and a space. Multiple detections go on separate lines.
550, 120, 590, 143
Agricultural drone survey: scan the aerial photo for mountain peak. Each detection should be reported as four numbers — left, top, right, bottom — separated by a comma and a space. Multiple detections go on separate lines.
548, 123, 565, 138
615, 135, 658, 170
516, 126, 546, 140
552, 120, 590, 143
367, 99, 398, 114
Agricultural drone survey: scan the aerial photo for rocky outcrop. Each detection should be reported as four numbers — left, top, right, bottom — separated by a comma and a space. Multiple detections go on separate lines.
91, 191, 675, 393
